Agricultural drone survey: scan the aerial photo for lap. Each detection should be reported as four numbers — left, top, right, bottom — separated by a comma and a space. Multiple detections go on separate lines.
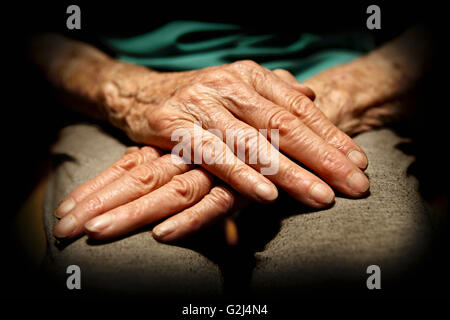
42, 123, 432, 296
42, 124, 223, 297
251, 129, 432, 295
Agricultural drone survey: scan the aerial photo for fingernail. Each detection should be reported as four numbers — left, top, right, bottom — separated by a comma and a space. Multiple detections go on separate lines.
255, 183, 278, 201
53, 214, 77, 238
85, 214, 112, 233
153, 220, 177, 239
309, 182, 335, 205
347, 150, 368, 170
347, 170, 370, 194
55, 198, 76, 218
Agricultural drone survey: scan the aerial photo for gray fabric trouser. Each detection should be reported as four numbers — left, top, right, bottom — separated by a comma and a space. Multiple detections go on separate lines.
43, 123, 432, 297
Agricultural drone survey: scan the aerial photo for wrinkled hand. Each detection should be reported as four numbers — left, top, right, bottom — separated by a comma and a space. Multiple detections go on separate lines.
302, 57, 409, 136
36, 31, 428, 243
54, 63, 375, 242
54, 146, 247, 241
102, 61, 369, 208
54, 64, 371, 242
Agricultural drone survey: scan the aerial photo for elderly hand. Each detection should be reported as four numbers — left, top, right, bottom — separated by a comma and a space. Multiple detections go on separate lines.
301, 27, 430, 136
31, 35, 371, 241
32, 35, 369, 209
100, 60, 369, 208
54, 60, 373, 242
54, 146, 248, 241
301, 62, 400, 136
53, 62, 374, 242
49, 27, 430, 243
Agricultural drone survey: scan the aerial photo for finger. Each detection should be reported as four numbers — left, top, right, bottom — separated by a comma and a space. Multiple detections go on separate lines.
272, 69, 316, 100
84, 169, 214, 240
197, 110, 336, 207
172, 122, 279, 203
221, 84, 369, 197
152, 185, 248, 242
55, 146, 161, 218
53, 154, 190, 239
256, 68, 369, 170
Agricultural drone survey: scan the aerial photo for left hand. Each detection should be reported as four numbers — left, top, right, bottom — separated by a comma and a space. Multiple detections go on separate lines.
54, 146, 247, 242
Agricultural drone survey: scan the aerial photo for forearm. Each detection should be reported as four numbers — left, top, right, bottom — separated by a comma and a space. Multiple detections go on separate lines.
359, 26, 431, 101
28, 33, 157, 129
311, 27, 430, 102
303, 26, 432, 134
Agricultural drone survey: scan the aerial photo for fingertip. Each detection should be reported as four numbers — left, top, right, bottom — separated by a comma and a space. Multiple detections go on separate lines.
53, 214, 77, 239
346, 170, 370, 196
254, 183, 278, 202
309, 182, 335, 206
347, 150, 369, 171
55, 197, 76, 218
152, 220, 177, 241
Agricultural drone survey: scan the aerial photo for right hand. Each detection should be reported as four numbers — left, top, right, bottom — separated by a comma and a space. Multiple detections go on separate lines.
102, 60, 369, 207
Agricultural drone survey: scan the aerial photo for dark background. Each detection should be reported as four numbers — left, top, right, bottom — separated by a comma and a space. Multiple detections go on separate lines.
3, 0, 448, 307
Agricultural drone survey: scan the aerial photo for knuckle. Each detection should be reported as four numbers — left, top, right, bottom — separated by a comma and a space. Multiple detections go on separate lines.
233, 128, 259, 161
123, 202, 143, 221
229, 60, 265, 81
185, 209, 203, 230
86, 195, 104, 213
227, 164, 249, 182
128, 164, 157, 190
203, 69, 238, 85
197, 133, 222, 153
281, 163, 303, 186
266, 108, 298, 136
209, 187, 234, 212
318, 149, 344, 172
170, 175, 196, 202
273, 68, 292, 77
321, 123, 341, 145
232, 60, 259, 70
289, 94, 312, 117
115, 152, 142, 171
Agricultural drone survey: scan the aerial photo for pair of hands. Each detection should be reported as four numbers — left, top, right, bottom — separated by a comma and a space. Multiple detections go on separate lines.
54, 59, 371, 242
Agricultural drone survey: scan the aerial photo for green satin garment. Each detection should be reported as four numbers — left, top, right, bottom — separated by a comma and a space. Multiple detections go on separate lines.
102, 20, 375, 81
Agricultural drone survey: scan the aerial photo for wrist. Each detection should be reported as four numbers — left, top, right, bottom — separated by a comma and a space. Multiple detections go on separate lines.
359, 52, 413, 103
99, 61, 152, 136
99, 64, 193, 140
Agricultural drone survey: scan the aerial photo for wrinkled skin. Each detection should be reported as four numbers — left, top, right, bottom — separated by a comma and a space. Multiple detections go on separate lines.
303, 62, 402, 135
47, 26, 429, 242
54, 62, 371, 242
55, 146, 247, 241
99, 60, 369, 204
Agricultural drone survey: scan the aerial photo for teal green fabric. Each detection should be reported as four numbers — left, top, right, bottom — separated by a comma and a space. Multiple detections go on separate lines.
102, 21, 375, 81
